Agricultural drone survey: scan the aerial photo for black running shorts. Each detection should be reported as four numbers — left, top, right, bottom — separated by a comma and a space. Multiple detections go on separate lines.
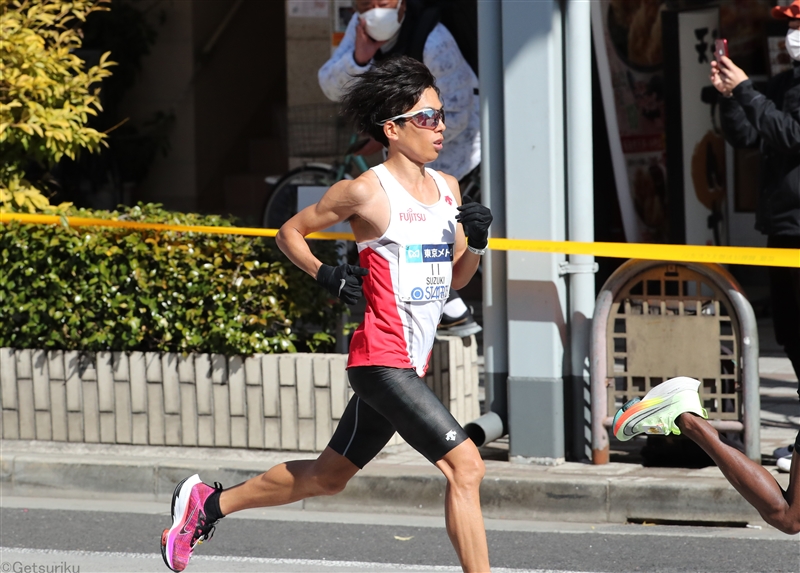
327, 366, 469, 468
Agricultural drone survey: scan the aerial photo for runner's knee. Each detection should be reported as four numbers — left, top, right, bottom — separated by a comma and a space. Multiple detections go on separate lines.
769, 514, 800, 535
762, 499, 800, 535
446, 453, 485, 491
782, 522, 800, 536
302, 453, 357, 497
310, 472, 350, 496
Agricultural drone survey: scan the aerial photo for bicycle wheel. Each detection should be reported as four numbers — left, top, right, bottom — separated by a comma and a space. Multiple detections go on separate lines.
262, 165, 339, 229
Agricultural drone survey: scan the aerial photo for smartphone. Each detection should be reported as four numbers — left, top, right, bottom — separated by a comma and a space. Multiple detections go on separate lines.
714, 38, 728, 61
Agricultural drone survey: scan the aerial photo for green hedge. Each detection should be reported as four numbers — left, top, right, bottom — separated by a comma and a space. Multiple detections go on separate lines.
0, 204, 344, 355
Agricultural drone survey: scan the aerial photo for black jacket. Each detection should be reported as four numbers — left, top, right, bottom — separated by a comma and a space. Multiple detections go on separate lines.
720, 66, 800, 237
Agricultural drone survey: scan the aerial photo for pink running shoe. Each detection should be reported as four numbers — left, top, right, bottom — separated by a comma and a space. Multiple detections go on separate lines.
161, 474, 222, 572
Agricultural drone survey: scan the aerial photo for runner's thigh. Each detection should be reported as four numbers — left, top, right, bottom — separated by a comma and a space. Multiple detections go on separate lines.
347, 366, 468, 464
327, 392, 396, 469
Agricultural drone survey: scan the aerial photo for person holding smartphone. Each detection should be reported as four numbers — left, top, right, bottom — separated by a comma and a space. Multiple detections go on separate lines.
711, 2, 800, 419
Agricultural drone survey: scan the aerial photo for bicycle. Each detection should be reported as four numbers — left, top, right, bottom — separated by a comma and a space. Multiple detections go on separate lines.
262, 104, 371, 229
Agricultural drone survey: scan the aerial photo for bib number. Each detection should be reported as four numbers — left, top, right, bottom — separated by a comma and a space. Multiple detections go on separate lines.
398, 244, 453, 302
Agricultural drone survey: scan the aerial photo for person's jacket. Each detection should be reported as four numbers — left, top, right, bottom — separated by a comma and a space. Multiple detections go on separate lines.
719, 66, 800, 237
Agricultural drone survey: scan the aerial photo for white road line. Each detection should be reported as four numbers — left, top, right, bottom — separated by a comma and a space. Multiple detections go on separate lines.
0, 547, 599, 573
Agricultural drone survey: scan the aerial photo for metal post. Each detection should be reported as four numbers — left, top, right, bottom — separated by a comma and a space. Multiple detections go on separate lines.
464, 0, 508, 446
590, 260, 761, 464
501, 0, 567, 464
564, 0, 596, 461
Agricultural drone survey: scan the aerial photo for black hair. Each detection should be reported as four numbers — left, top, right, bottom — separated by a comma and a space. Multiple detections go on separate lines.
340, 55, 440, 147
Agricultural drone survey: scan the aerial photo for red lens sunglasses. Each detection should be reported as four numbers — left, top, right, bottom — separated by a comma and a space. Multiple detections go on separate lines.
377, 107, 445, 130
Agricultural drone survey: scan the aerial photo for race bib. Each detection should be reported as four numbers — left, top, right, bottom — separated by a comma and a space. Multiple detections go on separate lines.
398, 243, 453, 302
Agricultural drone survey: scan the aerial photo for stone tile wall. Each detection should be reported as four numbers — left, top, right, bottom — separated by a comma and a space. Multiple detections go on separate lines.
0, 336, 478, 451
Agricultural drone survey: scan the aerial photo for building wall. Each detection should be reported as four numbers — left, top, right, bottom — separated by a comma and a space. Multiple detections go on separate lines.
286, 4, 330, 108
193, 0, 288, 218
121, 0, 197, 211
121, 0, 288, 219
114, 1, 397, 219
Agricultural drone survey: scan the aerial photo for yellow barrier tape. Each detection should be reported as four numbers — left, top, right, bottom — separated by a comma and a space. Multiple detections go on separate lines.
2, 212, 799, 268
490, 238, 800, 268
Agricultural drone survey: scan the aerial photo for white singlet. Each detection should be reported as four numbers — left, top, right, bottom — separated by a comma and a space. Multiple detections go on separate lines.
347, 164, 459, 377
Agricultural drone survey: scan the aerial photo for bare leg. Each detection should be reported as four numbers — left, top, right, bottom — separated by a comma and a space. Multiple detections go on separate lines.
219, 447, 359, 515
435, 440, 490, 572
677, 413, 800, 534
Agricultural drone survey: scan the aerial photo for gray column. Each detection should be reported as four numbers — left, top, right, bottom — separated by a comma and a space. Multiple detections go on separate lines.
502, 0, 567, 463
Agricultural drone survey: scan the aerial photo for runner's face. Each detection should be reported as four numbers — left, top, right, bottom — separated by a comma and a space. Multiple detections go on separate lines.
384, 87, 446, 164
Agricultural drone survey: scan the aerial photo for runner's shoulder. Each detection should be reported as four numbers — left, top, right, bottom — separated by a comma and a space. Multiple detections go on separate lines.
341, 170, 383, 202
432, 170, 461, 201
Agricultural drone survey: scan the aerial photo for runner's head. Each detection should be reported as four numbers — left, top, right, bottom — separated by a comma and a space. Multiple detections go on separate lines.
341, 55, 443, 149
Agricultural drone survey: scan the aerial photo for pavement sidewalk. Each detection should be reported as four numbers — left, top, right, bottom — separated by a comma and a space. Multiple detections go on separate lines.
1, 357, 797, 528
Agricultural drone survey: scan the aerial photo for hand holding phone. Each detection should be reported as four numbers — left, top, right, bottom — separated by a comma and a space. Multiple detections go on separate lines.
714, 39, 728, 62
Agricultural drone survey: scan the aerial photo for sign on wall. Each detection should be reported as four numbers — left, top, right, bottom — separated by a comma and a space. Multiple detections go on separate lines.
664, 8, 726, 246
332, 0, 355, 50
591, 1, 669, 244
287, 0, 328, 19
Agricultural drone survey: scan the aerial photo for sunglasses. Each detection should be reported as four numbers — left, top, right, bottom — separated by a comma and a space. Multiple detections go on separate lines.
377, 107, 445, 130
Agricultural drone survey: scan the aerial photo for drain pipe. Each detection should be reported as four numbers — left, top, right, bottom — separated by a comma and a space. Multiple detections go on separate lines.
564, 0, 596, 460
464, 0, 508, 447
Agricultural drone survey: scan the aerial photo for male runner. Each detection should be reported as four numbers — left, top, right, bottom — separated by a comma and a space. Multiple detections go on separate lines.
614, 377, 800, 534
160, 55, 494, 573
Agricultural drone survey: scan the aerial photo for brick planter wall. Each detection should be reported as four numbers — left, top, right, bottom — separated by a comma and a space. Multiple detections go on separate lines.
0, 336, 479, 451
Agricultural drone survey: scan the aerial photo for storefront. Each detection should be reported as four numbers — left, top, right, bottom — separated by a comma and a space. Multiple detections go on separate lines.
593, 0, 789, 250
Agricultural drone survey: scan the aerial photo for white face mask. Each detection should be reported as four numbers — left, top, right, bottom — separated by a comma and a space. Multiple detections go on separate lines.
361, 0, 404, 42
786, 28, 800, 61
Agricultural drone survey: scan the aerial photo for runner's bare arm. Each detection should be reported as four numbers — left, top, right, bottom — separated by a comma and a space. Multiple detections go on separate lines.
275, 179, 370, 279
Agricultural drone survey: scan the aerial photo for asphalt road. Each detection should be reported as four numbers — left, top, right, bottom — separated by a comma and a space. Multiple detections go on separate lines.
0, 496, 798, 573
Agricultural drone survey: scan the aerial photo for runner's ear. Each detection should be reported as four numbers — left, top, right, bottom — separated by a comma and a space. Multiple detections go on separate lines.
383, 120, 401, 144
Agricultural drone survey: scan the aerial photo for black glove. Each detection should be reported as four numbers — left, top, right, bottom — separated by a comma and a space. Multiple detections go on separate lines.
456, 202, 493, 250
315, 263, 369, 305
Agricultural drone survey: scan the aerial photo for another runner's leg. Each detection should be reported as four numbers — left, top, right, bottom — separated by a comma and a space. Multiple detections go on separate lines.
677, 415, 800, 534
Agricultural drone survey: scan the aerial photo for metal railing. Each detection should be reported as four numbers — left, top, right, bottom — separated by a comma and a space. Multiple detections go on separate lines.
590, 260, 760, 464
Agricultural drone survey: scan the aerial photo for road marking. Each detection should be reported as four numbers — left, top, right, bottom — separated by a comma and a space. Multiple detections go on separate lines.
0, 547, 596, 573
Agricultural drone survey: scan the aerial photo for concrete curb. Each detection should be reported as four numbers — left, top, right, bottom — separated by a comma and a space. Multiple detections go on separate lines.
0, 440, 774, 527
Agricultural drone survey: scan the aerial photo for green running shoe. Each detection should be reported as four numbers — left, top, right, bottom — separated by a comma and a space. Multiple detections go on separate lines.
613, 376, 708, 441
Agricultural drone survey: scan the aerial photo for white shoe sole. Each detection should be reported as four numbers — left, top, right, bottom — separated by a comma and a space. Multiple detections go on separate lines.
646, 377, 701, 399
438, 322, 482, 338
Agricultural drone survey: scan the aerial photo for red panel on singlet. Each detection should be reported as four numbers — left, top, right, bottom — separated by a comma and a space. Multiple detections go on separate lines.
347, 247, 413, 370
